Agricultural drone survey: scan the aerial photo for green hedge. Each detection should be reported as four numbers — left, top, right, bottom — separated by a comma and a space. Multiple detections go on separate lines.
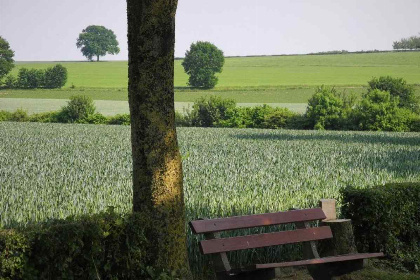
341, 182, 420, 272
0, 210, 179, 279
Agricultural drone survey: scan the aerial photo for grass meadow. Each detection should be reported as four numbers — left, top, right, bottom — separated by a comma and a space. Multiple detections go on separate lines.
10, 52, 420, 88
1, 122, 419, 269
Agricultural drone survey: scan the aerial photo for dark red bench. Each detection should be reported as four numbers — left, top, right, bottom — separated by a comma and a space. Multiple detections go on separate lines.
189, 207, 383, 280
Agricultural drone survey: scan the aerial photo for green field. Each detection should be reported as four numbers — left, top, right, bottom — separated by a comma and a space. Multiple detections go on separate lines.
2, 52, 419, 116
1, 123, 419, 267
10, 52, 420, 88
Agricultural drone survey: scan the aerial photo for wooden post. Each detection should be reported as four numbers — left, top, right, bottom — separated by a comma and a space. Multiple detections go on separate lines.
317, 199, 364, 277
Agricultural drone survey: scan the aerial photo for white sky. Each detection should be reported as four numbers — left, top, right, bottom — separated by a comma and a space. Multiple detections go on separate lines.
0, 0, 419, 61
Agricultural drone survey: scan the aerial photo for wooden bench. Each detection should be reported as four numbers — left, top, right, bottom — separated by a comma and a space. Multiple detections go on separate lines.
189, 204, 383, 280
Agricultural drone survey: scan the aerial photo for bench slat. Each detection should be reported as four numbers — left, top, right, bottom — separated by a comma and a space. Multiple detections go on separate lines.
253, 252, 385, 269
200, 226, 332, 254
190, 208, 326, 234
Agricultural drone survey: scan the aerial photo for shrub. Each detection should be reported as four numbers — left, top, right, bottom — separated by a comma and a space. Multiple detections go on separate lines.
341, 182, 420, 272
43, 64, 67, 89
182, 41, 225, 89
3, 75, 16, 88
305, 86, 344, 130
263, 107, 297, 129
0, 110, 12, 121
174, 111, 191, 127
107, 114, 131, 125
353, 89, 413, 132
16, 68, 44, 89
409, 114, 420, 132
190, 96, 236, 127
0, 210, 184, 279
29, 111, 60, 123
9, 109, 29, 122
77, 113, 108, 124
59, 95, 96, 123
368, 76, 419, 113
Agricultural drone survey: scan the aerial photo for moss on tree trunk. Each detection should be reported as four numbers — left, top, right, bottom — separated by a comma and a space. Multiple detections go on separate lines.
126, 0, 191, 277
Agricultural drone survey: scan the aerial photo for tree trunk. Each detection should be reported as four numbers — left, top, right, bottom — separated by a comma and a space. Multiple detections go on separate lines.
97, 55, 99, 62
126, 0, 191, 277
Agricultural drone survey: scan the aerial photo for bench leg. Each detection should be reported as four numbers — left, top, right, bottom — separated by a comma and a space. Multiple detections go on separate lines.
308, 259, 365, 280
216, 268, 277, 280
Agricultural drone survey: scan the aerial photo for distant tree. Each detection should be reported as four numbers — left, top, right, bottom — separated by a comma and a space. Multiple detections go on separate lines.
368, 76, 419, 113
0, 36, 15, 81
393, 34, 420, 50
182, 41, 224, 89
44, 64, 68, 88
76, 25, 120, 62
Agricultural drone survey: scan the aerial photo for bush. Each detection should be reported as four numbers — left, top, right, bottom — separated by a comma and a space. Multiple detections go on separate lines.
174, 111, 191, 127
107, 114, 131, 125
409, 114, 420, 132
16, 68, 44, 89
9, 109, 29, 122
190, 96, 236, 127
0, 110, 12, 121
77, 113, 108, 124
28, 111, 60, 123
59, 95, 96, 123
263, 107, 297, 129
43, 64, 67, 89
305, 86, 344, 130
3, 75, 16, 88
353, 89, 413, 132
0, 210, 182, 279
182, 41, 225, 89
368, 76, 419, 113
341, 182, 420, 272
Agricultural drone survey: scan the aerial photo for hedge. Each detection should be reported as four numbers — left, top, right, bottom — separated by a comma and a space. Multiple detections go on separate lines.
0, 210, 179, 280
341, 182, 420, 272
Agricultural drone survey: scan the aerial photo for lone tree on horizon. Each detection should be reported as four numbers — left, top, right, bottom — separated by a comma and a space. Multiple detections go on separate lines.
76, 25, 120, 62
126, 0, 192, 277
0, 36, 15, 81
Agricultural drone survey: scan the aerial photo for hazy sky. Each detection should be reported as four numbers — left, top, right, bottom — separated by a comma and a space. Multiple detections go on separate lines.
1, 0, 419, 61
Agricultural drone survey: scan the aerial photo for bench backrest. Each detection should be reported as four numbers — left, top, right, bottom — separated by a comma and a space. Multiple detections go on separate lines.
189, 208, 330, 272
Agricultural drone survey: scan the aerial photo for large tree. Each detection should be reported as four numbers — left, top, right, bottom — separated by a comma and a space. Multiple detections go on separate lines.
76, 25, 120, 62
126, 0, 191, 277
0, 36, 15, 81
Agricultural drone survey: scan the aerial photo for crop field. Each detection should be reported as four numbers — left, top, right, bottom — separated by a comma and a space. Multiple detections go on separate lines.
1, 122, 419, 267
10, 52, 420, 88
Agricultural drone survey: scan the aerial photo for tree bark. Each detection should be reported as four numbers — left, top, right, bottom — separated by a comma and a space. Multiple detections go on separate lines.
97, 55, 99, 62
126, 0, 191, 277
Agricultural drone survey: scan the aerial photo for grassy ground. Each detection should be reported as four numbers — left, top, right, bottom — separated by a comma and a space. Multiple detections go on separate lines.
11, 52, 420, 88
276, 265, 420, 279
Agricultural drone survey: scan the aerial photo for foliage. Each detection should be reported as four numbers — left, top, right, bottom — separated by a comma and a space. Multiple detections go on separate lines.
0, 210, 185, 279
0, 36, 15, 81
9, 109, 29, 122
16, 68, 44, 89
0, 111, 12, 122
76, 25, 120, 62
1, 123, 419, 275
189, 96, 236, 127
107, 114, 131, 125
43, 64, 68, 89
305, 86, 345, 130
263, 107, 298, 129
353, 89, 414, 132
3, 75, 16, 88
393, 34, 420, 50
28, 112, 60, 123
59, 95, 96, 123
182, 41, 224, 88
368, 76, 419, 112
341, 182, 420, 272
